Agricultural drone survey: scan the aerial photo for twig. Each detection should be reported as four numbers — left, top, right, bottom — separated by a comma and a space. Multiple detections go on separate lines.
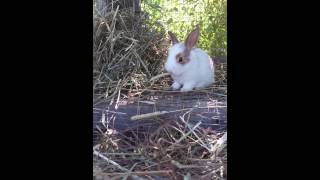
149, 73, 170, 82
130, 111, 168, 120
138, 101, 155, 105
170, 121, 202, 146
133, 50, 151, 77
130, 106, 226, 121
122, 163, 138, 180
104, 152, 141, 156
179, 116, 212, 152
171, 160, 209, 169
211, 131, 227, 158
97, 170, 173, 176
105, 110, 127, 115
105, 79, 122, 101
115, 88, 121, 109
93, 150, 128, 172
130, 108, 191, 121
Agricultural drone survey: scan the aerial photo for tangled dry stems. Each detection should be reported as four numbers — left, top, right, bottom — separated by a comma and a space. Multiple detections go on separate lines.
94, 116, 227, 179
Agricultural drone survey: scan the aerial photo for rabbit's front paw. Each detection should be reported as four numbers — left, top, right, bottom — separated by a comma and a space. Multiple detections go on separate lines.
171, 82, 181, 90
180, 83, 195, 92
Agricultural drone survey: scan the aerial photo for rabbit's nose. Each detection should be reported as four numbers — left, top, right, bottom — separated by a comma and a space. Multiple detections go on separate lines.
164, 64, 173, 74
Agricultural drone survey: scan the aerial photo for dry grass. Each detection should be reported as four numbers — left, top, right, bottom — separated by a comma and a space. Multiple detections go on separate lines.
93, 0, 227, 179
93, 1, 171, 102
93, 117, 227, 179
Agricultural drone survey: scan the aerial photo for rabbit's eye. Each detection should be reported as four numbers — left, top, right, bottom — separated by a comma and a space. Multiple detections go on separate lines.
178, 57, 183, 63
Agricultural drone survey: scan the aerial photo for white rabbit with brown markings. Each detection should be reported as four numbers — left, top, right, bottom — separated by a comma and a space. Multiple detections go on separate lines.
165, 26, 215, 92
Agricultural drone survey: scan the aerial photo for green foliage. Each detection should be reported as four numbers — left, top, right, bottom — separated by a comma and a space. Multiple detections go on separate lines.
141, 0, 227, 57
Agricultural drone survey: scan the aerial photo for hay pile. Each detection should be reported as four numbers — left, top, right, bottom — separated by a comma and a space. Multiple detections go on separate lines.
93, 0, 227, 179
93, 1, 171, 103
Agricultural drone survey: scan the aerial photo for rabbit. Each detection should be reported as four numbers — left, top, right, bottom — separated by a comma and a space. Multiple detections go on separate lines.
164, 26, 215, 92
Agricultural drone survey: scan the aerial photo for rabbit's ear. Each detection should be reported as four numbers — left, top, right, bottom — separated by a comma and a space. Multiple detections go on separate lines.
185, 27, 200, 51
168, 31, 179, 45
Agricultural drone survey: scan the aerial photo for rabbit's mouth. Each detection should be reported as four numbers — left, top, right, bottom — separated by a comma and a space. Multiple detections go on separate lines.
164, 64, 183, 77
166, 70, 176, 76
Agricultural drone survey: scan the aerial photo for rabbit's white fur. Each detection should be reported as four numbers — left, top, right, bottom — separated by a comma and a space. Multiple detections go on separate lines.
165, 42, 215, 92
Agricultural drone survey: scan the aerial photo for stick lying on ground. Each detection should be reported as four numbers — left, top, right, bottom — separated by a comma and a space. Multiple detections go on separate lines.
130, 106, 227, 121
